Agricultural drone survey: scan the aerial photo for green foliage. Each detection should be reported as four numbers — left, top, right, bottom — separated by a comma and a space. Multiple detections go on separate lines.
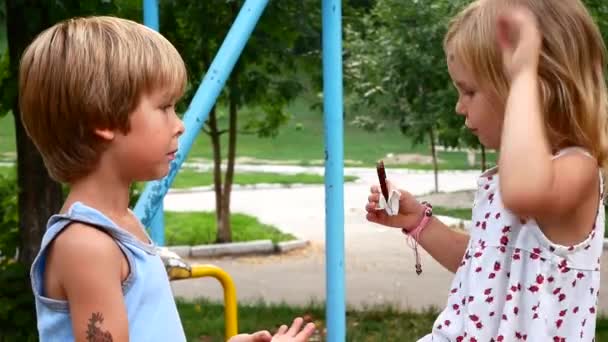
0, 171, 37, 342
159, 0, 318, 137
346, 0, 475, 149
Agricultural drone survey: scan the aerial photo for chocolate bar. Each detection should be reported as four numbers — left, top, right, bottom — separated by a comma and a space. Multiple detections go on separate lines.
376, 160, 389, 202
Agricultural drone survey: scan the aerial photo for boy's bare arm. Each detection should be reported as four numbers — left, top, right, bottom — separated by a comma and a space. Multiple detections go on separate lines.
50, 224, 129, 342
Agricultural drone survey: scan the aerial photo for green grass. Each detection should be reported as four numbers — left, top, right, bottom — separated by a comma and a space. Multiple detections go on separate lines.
164, 211, 294, 246
176, 299, 608, 341
398, 151, 496, 171
0, 99, 494, 170
432, 206, 472, 220
0, 166, 14, 178
176, 299, 439, 341
0, 114, 15, 161
171, 169, 357, 189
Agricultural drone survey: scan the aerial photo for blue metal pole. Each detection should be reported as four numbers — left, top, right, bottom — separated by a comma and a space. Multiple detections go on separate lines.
133, 0, 270, 234
142, 0, 164, 244
143, 0, 159, 31
322, 0, 345, 341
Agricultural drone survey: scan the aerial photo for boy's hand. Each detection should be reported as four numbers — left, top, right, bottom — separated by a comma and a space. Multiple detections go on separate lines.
365, 180, 425, 232
228, 317, 316, 342
497, 6, 542, 81
228, 331, 272, 342
271, 318, 316, 342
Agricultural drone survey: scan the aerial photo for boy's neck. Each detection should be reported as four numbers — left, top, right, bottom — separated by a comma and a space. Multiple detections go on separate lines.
62, 170, 132, 219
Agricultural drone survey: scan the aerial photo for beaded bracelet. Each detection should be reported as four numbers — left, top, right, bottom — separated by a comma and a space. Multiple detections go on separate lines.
402, 201, 433, 275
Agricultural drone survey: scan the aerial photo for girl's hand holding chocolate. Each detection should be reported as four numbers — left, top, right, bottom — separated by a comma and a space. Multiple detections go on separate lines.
365, 180, 427, 232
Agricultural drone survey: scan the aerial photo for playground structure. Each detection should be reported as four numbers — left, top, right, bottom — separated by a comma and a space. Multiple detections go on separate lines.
134, 0, 346, 340
159, 248, 238, 338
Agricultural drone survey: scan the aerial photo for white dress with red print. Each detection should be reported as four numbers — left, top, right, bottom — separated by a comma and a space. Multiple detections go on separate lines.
419, 147, 604, 342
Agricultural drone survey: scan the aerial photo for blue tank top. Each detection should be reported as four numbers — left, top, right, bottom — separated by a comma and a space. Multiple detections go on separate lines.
30, 202, 186, 341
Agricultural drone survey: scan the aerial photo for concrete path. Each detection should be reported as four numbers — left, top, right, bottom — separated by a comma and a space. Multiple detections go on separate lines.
166, 166, 608, 315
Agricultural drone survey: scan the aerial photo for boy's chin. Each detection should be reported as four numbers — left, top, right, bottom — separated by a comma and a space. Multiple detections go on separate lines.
135, 168, 172, 182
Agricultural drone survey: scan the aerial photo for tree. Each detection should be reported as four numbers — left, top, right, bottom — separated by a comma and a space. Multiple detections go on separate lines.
161, 0, 319, 242
345, 0, 470, 192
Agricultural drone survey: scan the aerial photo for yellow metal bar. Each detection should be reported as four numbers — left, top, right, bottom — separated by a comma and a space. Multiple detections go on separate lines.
189, 265, 238, 340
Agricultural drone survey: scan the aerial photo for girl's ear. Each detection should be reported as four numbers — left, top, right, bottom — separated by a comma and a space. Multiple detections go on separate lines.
94, 128, 115, 141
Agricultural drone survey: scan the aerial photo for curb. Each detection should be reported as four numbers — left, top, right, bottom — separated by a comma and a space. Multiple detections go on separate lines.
166, 239, 310, 258
277, 239, 310, 253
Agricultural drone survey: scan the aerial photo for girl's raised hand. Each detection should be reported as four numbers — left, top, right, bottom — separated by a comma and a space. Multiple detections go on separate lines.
496, 6, 542, 80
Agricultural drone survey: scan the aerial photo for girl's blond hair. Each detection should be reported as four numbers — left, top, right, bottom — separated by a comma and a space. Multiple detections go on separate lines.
444, 0, 608, 172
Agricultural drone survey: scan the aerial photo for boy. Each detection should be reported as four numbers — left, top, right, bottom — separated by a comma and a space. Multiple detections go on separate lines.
20, 16, 314, 341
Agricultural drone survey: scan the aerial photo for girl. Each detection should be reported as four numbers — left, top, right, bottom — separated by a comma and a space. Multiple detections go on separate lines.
366, 0, 607, 340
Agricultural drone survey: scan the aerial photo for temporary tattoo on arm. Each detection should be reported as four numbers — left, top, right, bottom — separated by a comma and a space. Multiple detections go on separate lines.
86, 312, 113, 342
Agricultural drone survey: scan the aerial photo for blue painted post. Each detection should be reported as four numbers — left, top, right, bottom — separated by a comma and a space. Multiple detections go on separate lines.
142, 0, 164, 244
134, 0, 270, 238
143, 0, 159, 31
322, 0, 345, 341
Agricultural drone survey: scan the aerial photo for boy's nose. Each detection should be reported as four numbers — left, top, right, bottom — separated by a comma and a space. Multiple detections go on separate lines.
175, 117, 185, 136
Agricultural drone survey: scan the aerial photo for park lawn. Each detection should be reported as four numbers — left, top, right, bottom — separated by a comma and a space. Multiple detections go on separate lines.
163, 211, 294, 246
0, 98, 495, 170
176, 299, 608, 341
171, 169, 358, 189
432, 206, 472, 220
0, 114, 15, 161
0, 166, 13, 178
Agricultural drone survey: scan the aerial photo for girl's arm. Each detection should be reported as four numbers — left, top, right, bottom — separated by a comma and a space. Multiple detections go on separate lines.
497, 8, 598, 219
415, 217, 470, 273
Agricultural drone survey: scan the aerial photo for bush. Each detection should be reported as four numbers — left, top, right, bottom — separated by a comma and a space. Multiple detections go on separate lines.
0, 171, 37, 341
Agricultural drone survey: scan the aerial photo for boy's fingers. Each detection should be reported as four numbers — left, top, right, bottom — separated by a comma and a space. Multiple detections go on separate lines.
276, 324, 288, 335
251, 331, 272, 342
296, 322, 316, 340
287, 317, 304, 336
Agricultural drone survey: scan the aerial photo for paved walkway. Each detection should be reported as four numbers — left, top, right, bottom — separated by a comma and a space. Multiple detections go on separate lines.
166, 165, 608, 315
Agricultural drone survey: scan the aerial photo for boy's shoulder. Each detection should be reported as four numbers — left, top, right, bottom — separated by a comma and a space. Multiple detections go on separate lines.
47, 222, 125, 280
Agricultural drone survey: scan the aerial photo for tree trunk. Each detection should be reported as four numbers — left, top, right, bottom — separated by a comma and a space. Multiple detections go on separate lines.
480, 145, 487, 172
216, 2, 241, 243
216, 69, 239, 243
429, 127, 439, 193
6, 0, 63, 268
208, 106, 222, 224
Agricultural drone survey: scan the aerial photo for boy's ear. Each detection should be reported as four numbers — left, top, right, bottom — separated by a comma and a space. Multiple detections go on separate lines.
94, 128, 115, 141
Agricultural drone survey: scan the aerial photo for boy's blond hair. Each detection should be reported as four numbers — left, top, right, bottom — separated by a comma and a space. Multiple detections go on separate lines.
444, 0, 608, 171
19, 16, 187, 183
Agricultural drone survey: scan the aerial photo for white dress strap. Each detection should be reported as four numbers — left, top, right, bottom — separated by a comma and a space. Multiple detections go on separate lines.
551, 146, 594, 160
